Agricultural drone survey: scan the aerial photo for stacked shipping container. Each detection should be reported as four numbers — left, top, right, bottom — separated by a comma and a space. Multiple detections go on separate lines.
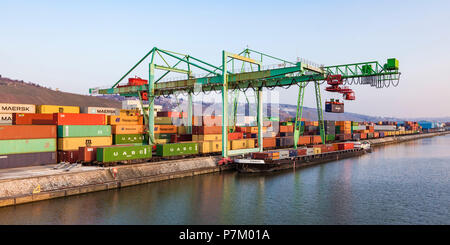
0, 125, 57, 169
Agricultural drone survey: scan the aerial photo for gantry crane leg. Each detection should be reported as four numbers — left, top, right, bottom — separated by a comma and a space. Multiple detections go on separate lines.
314, 81, 326, 144
293, 82, 306, 149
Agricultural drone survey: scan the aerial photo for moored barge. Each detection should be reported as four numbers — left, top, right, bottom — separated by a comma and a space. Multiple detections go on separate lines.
235, 142, 370, 173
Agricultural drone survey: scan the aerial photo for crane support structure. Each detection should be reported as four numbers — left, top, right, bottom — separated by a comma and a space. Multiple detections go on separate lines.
90, 47, 400, 158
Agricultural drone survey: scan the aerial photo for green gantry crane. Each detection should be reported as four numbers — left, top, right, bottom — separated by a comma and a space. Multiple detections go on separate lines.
90, 47, 400, 158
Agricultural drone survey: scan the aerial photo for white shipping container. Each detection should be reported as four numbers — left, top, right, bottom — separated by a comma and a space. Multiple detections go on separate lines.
0, 113, 13, 125
278, 150, 290, 159
306, 148, 315, 155
81, 107, 120, 115
374, 125, 397, 131
0, 103, 35, 113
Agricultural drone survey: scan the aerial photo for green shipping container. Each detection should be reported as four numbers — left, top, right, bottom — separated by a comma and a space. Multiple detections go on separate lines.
0, 138, 56, 155
281, 122, 293, 126
97, 145, 151, 162
57, 125, 111, 137
113, 134, 146, 144
154, 117, 173, 125
326, 134, 335, 142
156, 142, 198, 157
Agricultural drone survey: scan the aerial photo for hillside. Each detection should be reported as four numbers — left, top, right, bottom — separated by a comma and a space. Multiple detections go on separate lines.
0, 76, 121, 108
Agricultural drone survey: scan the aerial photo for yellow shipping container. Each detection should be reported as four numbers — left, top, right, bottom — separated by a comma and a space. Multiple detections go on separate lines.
313, 147, 321, 154
57, 136, 112, 151
111, 125, 145, 134
197, 140, 222, 153
246, 138, 256, 148
37, 105, 80, 114
108, 115, 143, 125
155, 139, 168, 144
193, 134, 222, 141
231, 139, 247, 150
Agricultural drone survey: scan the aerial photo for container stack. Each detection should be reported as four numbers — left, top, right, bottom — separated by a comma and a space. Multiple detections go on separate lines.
0, 124, 57, 169
56, 113, 112, 163
109, 114, 145, 145
262, 120, 277, 149
154, 111, 182, 144
335, 121, 352, 141
325, 120, 336, 142
0, 103, 36, 125
277, 123, 294, 148
193, 125, 223, 153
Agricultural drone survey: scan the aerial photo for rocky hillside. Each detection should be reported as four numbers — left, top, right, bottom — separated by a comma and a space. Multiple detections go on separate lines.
0, 76, 121, 108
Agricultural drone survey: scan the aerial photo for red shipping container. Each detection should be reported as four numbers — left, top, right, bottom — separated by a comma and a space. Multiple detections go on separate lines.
57, 150, 79, 163
228, 132, 243, 140
78, 145, 131, 162
326, 145, 334, 152
53, 113, 106, 125
338, 143, 354, 150
360, 133, 367, 139
0, 125, 56, 140
13, 113, 55, 125
170, 134, 178, 143
252, 152, 278, 160
128, 77, 148, 86
297, 148, 307, 156
178, 134, 192, 142
319, 144, 328, 153
263, 137, 276, 148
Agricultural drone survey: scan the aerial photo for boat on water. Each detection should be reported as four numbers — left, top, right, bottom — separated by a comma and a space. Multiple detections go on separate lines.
235, 141, 371, 173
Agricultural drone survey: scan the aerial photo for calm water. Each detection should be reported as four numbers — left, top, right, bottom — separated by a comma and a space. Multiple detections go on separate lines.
1, 135, 449, 225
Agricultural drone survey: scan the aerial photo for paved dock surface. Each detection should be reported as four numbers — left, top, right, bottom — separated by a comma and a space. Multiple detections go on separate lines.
0, 164, 101, 181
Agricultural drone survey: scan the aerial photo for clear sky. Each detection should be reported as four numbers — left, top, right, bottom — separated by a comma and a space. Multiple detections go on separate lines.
1, 0, 449, 118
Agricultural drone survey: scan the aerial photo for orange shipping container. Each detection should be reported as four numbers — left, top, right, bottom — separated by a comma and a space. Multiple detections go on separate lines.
193, 126, 222, 135
108, 115, 143, 125
279, 125, 293, 133
263, 137, 276, 148
311, 135, 322, 144
112, 125, 145, 134
297, 136, 310, 145
0, 125, 56, 140
154, 125, 177, 134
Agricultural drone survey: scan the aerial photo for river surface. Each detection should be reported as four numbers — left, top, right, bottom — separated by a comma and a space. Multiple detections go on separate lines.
1, 134, 449, 225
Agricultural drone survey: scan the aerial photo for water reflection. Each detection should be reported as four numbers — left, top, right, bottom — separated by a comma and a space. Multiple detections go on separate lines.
0, 135, 449, 225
